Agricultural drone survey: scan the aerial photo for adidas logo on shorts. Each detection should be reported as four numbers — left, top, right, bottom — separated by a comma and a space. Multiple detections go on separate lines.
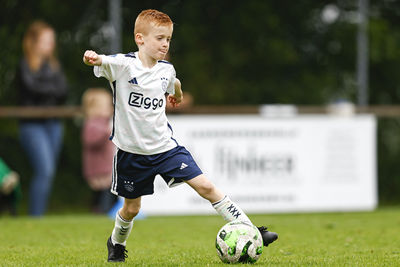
180, 163, 188, 170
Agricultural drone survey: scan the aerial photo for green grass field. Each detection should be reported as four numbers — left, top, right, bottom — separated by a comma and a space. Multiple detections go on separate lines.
1, 208, 400, 266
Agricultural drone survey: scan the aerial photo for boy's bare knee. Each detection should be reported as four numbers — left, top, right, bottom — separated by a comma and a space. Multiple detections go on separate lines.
198, 181, 215, 197
126, 205, 140, 217
121, 199, 141, 220
187, 175, 224, 202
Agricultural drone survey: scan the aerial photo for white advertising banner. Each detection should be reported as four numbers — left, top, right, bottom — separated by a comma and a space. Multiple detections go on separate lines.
141, 115, 377, 215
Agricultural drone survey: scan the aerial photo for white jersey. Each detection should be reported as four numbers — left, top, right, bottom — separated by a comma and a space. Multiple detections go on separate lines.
93, 52, 177, 155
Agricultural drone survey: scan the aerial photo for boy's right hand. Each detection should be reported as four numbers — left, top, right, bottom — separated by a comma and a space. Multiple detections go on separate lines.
83, 50, 102, 66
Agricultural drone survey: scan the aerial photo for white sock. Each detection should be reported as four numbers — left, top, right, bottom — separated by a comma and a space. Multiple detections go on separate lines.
212, 196, 251, 223
111, 210, 133, 246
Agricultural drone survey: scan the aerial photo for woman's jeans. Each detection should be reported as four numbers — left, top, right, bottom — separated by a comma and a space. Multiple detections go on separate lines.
19, 119, 63, 216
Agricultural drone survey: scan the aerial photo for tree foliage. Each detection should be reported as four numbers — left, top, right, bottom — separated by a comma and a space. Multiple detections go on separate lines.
1, 0, 400, 105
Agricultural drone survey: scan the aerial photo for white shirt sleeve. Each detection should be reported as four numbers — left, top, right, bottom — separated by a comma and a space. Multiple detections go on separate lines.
166, 66, 176, 95
93, 54, 127, 81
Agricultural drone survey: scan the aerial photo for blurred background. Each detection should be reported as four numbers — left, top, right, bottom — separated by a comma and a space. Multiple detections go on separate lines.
1, 0, 400, 215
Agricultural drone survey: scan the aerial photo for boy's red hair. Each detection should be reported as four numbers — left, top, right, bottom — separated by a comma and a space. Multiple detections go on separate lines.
134, 9, 173, 36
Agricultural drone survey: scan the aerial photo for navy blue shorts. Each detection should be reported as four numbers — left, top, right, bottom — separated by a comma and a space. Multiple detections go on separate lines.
111, 146, 203, 199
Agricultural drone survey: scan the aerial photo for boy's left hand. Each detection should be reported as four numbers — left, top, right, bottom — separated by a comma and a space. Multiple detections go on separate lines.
168, 94, 183, 108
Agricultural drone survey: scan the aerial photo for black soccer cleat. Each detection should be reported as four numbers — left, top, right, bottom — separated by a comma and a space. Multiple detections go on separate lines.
107, 236, 128, 262
257, 226, 278, 247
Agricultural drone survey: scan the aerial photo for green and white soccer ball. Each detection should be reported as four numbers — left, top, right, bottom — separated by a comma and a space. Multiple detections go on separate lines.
215, 220, 263, 264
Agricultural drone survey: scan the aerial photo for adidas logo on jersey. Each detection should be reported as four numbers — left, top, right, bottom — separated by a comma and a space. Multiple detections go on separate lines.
180, 163, 188, 170
128, 77, 138, 85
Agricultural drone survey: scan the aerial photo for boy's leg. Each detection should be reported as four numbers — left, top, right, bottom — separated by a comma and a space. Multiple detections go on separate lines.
186, 174, 278, 246
159, 146, 277, 246
108, 197, 141, 262
157, 146, 250, 222
185, 174, 251, 223
111, 197, 140, 245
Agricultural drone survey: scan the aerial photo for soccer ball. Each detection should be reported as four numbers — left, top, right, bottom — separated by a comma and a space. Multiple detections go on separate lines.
215, 220, 263, 264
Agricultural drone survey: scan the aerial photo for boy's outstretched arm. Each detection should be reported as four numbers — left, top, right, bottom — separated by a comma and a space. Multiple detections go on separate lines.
83, 50, 102, 66
168, 78, 183, 108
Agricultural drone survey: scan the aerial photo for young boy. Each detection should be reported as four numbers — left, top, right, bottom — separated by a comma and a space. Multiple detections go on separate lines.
83, 9, 278, 262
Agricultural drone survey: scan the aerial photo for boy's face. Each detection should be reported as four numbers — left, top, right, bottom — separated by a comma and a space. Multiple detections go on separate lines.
138, 24, 173, 61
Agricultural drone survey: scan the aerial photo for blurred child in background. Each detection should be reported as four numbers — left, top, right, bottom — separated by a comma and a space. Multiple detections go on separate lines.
81, 88, 116, 213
